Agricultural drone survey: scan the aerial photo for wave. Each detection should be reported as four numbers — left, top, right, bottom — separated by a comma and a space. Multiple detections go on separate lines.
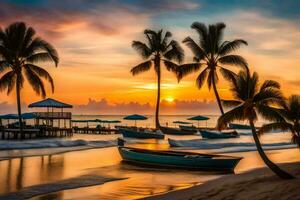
168, 138, 296, 153
0, 139, 116, 150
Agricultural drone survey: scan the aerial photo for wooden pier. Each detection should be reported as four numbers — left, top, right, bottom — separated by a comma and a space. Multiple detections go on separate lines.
73, 127, 118, 134
0, 127, 73, 140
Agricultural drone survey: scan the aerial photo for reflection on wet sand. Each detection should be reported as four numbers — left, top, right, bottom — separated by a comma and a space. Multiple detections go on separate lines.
0, 154, 65, 200
0, 144, 300, 200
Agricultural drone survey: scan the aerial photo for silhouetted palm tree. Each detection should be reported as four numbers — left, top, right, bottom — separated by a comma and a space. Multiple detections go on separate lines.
177, 22, 248, 115
131, 29, 184, 128
259, 95, 300, 147
0, 22, 59, 137
217, 70, 294, 179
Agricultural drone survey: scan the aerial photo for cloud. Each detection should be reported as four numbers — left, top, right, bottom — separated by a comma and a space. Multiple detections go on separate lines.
74, 98, 218, 115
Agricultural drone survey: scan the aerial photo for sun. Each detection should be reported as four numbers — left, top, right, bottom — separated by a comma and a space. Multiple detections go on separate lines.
165, 97, 174, 102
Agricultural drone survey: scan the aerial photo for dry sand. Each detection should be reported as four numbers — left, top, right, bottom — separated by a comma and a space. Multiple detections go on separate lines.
142, 162, 300, 200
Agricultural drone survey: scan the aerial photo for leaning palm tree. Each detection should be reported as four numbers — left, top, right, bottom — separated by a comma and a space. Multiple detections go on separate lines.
217, 70, 294, 179
259, 95, 300, 147
177, 22, 248, 115
0, 22, 59, 138
131, 29, 184, 128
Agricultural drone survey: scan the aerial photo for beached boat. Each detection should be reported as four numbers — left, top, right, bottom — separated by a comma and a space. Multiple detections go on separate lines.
160, 126, 196, 135
229, 123, 251, 130
200, 130, 239, 139
119, 128, 164, 139
118, 146, 242, 171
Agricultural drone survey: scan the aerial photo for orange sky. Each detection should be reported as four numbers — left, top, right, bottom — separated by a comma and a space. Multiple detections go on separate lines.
0, 1, 300, 114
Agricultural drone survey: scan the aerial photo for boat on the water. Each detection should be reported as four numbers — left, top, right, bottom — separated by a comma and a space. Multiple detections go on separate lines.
200, 130, 239, 139
229, 123, 251, 130
179, 125, 198, 132
119, 128, 164, 139
160, 126, 196, 135
118, 146, 242, 172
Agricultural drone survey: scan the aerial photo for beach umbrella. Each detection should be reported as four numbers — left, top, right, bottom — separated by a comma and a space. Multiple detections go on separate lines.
123, 114, 147, 127
187, 115, 210, 128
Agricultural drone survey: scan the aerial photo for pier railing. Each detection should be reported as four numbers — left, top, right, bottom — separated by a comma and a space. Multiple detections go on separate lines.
34, 112, 72, 119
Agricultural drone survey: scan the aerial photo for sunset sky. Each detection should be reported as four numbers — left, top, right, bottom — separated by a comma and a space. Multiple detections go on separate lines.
0, 0, 300, 114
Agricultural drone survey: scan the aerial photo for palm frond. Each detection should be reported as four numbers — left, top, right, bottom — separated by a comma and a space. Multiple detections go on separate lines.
191, 22, 208, 44
254, 88, 284, 105
218, 55, 248, 69
219, 67, 237, 82
24, 67, 46, 98
0, 70, 16, 94
221, 99, 242, 108
259, 122, 292, 135
24, 64, 54, 93
163, 60, 178, 73
217, 105, 247, 130
164, 40, 184, 63
196, 67, 208, 89
26, 52, 57, 64
219, 39, 248, 55
130, 60, 152, 76
0, 61, 11, 72
182, 37, 206, 60
177, 63, 202, 81
132, 41, 152, 59
26, 37, 59, 66
260, 80, 280, 91
256, 104, 285, 122
207, 69, 218, 90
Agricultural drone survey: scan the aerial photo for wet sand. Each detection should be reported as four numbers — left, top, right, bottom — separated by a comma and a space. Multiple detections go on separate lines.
0, 144, 299, 200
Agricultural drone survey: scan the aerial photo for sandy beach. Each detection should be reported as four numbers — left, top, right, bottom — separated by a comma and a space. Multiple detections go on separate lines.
143, 162, 300, 200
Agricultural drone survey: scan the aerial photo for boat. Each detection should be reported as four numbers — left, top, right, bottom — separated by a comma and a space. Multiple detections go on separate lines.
118, 146, 242, 172
229, 123, 251, 130
179, 125, 198, 132
119, 128, 164, 139
200, 130, 239, 139
160, 126, 196, 135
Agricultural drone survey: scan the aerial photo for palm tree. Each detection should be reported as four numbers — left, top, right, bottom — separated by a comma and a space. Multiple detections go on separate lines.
131, 29, 184, 128
259, 95, 300, 147
177, 22, 248, 115
0, 22, 59, 138
217, 70, 294, 179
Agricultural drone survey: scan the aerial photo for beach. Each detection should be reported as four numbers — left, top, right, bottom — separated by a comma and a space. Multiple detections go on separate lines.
143, 162, 300, 200
0, 129, 299, 200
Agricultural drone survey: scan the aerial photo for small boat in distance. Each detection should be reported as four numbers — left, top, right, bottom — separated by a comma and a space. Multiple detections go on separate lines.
179, 125, 198, 132
160, 126, 197, 135
118, 146, 242, 172
229, 123, 251, 130
119, 128, 164, 139
200, 130, 239, 139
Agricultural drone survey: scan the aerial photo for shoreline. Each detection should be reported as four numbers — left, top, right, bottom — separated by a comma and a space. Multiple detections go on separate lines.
142, 162, 300, 200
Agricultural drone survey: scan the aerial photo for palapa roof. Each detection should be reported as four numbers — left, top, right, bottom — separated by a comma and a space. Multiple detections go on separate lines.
28, 98, 73, 108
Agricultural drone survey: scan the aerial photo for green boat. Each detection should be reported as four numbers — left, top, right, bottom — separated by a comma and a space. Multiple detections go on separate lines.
118, 146, 242, 172
200, 130, 239, 139
119, 128, 165, 139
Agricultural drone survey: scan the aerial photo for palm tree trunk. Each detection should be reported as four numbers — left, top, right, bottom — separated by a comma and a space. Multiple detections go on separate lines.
249, 120, 294, 179
155, 60, 161, 129
211, 76, 224, 115
16, 75, 23, 139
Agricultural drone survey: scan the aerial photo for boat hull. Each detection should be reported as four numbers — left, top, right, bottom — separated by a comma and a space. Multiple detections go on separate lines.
229, 123, 251, 130
119, 128, 164, 139
200, 130, 239, 139
160, 126, 196, 135
118, 147, 241, 171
